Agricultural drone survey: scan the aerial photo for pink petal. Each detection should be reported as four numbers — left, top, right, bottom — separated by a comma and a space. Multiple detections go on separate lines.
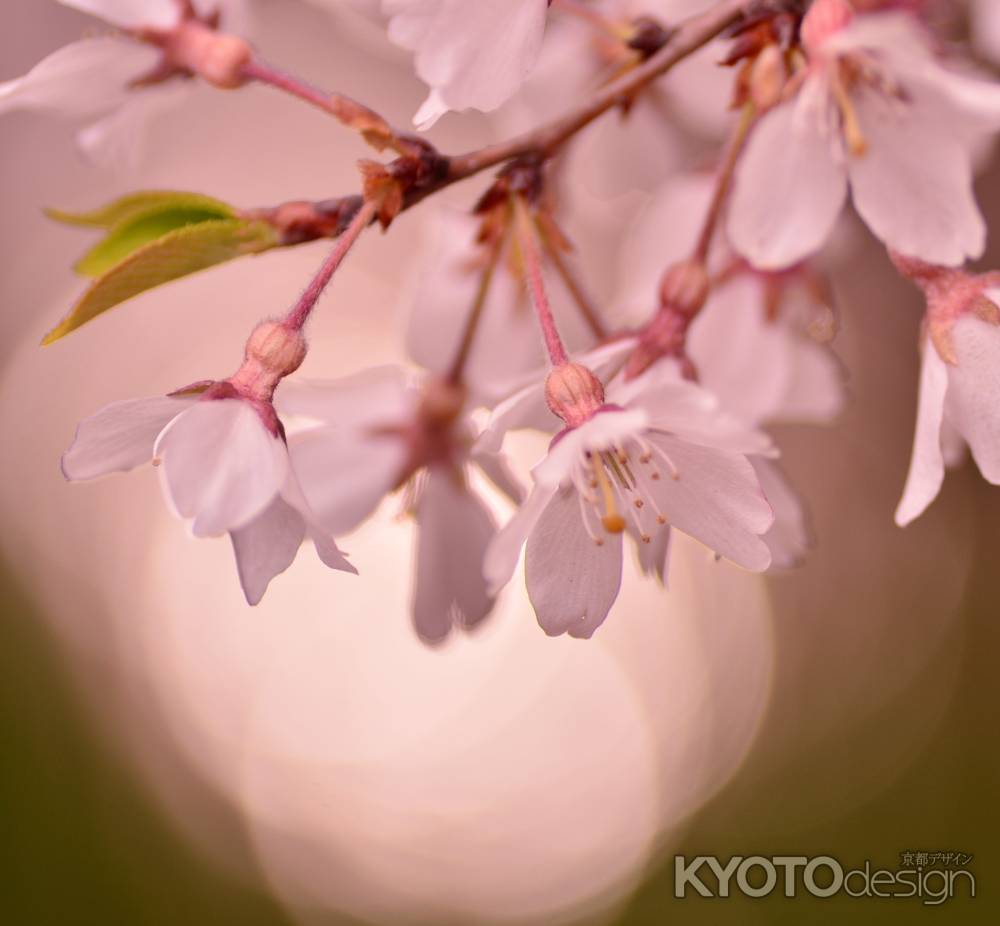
288, 426, 407, 535
412, 468, 498, 644
154, 399, 288, 537
646, 434, 773, 571
276, 367, 414, 428
848, 89, 986, 266
58, 0, 179, 28
728, 84, 848, 269
524, 487, 623, 639
946, 315, 1000, 484
895, 341, 949, 526
61, 395, 192, 481
753, 458, 811, 570
0, 38, 158, 119
483, 483, 558, 595
230, 496, 307, 605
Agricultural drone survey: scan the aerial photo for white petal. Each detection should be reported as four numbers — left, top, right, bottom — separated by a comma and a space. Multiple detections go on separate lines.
230, 495, 307, 605
280, 470, 358, 575
58, 0, 179, 29
535, 409, 651, 488
895, 342, 949, 526
646, 434, 773, 571
412, 469, 498, 644
276, 366, 414, 427
154, 400, 288, 537
387, 0, 549, 122
483, 482, 557, 595
753, 458, 811, 570
0, 38, 158, 119
524, 487, 623, 639
471, 448, 526, 505
728, 84, 848, 270
848, 88, 986, 266
946, 315, 1000, 485
972, 0, 1000, 65
288, 426, 407, 535
61, 395, 192, 481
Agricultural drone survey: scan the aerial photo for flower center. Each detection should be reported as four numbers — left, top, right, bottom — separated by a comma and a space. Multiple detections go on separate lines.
571, 437, 678, 546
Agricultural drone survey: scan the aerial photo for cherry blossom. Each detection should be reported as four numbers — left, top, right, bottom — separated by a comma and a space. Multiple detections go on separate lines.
728, 0, 1000, 269
893, 257, 1000, 525
61, 391, 355, 604
483, 359, 774, 637
0, 0, 250, 166
384, 0, 550, 128
280, 367, 522, 644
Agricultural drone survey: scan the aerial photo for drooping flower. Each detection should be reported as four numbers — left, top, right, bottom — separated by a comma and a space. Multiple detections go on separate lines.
0, 0, 251, 166
483, 359, 775, 638
280, 366, 523, 644
383, 0, 550, 128
728, 0, 1000, 269
61, 323, 355, 604
892, 256, 1000, 525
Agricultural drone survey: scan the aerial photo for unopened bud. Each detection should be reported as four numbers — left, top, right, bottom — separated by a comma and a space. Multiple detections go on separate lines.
169, 22, 251, 89
749, 44, 787, 112
245, 321, 307, 377
545, 362, 605, 427
801, 0, 853, 55
659, 260, 710, 318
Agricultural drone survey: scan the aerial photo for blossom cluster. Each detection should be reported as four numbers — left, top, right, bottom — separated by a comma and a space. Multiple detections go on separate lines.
8, 0, 1000, 643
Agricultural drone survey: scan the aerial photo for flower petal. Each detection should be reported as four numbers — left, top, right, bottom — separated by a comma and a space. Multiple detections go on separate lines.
946, 315, 1000, 485
61, 395, 192, 481
524, 487, 623, 639
631, 524, 672, 586
155, 399, 288, 537
276, 366, 414, 427
728, 84, 848, 270
58, 0, 179, 29
483, 482, 557, 595
753, 457, 811, 570
230, 495, 307, 605
848, 88, 986, 266
646, 434, 773, 571
0, 38, 158, 119
412, 468, 498, 644
895, 341, 949, 526
288, 426, 407, 535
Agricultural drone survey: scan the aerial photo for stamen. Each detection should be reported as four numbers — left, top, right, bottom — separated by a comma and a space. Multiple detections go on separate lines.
831, 68, 867, 157
577, 491, 605, 546
593, 456, 626, 534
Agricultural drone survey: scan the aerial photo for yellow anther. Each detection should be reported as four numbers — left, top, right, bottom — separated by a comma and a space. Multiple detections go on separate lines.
593, 457, 626, 534
832, 69, 868, 157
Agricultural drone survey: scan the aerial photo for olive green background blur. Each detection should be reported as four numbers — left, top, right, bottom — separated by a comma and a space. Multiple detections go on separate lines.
2, 1, 999, 924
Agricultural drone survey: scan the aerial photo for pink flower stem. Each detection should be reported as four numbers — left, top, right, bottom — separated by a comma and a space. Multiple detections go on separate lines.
283, 199, 377, 332
690, 101, 755, 263
514, 196, 570, 368
241, 58, 403, 153
447, 237, 504, 384
539, 231, 607, 340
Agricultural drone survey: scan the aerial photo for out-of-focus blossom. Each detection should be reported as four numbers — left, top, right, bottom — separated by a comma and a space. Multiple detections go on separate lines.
728, 0, 1000, 269
62, 392, 355, 603
970, 0, 1000, 64
893, 257, 1000, 525
0, 0, 250, 167
484, 359, 774, 637
281, 366, 521, 644
383, 0, 550, 128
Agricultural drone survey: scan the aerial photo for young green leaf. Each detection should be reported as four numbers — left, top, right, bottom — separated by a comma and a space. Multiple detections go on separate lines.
42, 219, 280, 345
45, 191, 235, 229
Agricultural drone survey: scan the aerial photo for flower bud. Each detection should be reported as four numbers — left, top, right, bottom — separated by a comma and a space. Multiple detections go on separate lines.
801, 0, 853, 56
749, 44, 787, 112
169, 22, 251, 89
245, 321, 308, 377
659, 260, 710, 318
545, 362, 606, 428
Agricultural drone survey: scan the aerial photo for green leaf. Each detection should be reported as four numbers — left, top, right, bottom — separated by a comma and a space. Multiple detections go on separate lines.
45, 191, 235, 229
42, 219, 279, 345
74, 205, 242, 277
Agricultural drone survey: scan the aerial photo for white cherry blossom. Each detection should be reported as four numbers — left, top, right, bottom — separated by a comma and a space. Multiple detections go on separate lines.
484, 360, 775, 637
62, 392, 355, 604
728, 1, 1000, 269
280, 366, 522, 644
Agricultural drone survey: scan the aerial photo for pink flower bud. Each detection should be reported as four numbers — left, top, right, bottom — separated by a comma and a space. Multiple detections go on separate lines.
246, 321, 308, 377
168, 21, 251, 90
801, 0, 854, 55
659, 260, 710, 318
545, 363, 606, 428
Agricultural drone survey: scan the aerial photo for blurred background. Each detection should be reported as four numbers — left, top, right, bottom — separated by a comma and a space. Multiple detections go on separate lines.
1, 1, 997, 923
